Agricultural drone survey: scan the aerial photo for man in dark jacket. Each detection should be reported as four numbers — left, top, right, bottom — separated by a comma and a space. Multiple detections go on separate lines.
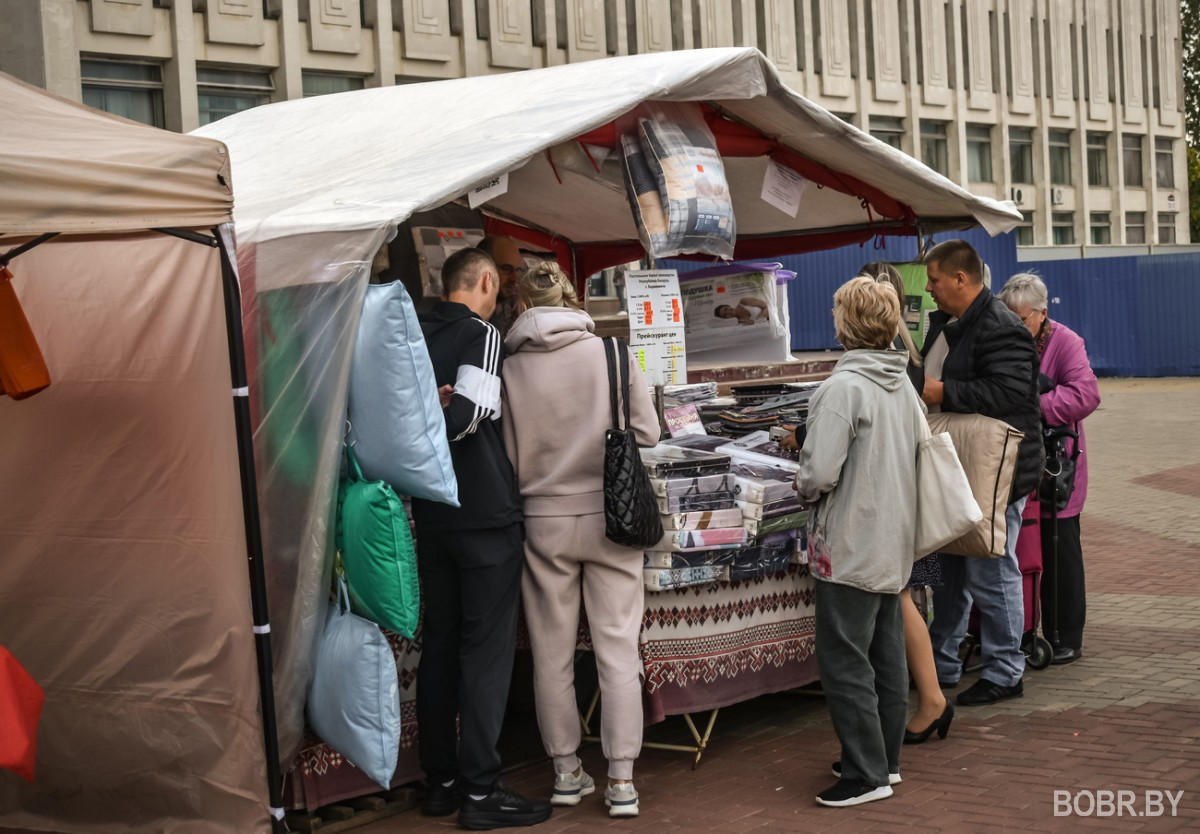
917, 240, 1043, 707
412, 247, 551, 829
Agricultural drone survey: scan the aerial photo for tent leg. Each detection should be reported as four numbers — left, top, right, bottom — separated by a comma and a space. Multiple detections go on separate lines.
214, 231, 288, 834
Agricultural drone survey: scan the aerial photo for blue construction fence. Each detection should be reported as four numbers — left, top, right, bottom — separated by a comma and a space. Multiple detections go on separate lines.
672, 228, 1200, 377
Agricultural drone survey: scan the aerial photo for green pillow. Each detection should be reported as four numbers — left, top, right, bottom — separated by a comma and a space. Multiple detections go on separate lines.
337, 445, 420, 639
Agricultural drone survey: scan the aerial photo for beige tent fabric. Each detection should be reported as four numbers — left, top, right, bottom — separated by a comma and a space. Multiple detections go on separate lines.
0, 234, 269, 833
0, 72, 232, 235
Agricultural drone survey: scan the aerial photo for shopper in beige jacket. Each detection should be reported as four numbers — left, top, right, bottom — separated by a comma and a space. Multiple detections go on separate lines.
501, 261, 659, 817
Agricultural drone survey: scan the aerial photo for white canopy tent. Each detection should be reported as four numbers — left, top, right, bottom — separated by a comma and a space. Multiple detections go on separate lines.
194, 47, 1022, 793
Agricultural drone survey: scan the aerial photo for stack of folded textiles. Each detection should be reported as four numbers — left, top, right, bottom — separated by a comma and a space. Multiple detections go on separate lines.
641, 446, 738, 591
728, 462, 810, 579
640, 442, 812, 587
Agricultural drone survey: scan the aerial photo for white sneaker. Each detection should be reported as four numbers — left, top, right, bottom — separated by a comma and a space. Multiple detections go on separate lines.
551, 768, 595, 806
605, 782, 639, 817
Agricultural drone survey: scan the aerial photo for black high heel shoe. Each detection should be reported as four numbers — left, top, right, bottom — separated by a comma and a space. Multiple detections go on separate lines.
903, 702, 954, 745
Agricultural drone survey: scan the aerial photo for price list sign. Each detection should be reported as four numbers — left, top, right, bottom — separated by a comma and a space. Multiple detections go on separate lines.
625, 269, 688, 386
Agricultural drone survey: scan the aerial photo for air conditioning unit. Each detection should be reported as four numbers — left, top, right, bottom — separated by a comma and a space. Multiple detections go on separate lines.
1010, 187, 1025, 205
1051, 187, 1065, 206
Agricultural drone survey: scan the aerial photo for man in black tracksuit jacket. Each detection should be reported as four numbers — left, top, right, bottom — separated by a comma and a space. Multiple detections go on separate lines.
411, 247, 550, 829
915, 240, 1044, 708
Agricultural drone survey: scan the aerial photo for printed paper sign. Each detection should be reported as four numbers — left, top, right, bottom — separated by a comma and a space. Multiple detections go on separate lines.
625, 269, 688, 386
467, 172, 509, 208
760, 159, 807, 218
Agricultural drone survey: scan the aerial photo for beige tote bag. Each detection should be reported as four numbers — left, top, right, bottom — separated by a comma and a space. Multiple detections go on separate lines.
926, 412, 1024, 558
914, 428, 983, 557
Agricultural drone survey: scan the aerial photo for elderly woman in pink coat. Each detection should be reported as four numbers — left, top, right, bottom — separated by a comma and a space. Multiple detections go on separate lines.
999, 273, 1101, 666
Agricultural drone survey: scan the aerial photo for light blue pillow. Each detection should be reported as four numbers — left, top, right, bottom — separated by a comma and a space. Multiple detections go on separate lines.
306, 578, 401, 789
349, 280, 459, 505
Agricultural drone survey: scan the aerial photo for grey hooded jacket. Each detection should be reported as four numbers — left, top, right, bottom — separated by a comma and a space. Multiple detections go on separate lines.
795, 350, 926, 594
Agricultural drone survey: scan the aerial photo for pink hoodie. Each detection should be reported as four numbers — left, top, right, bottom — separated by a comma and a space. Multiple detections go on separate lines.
1039, 321, 1101, 518
501, 307, 660, 517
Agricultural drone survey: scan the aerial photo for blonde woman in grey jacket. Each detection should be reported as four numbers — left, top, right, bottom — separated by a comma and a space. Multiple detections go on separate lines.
796, 276, 926, 808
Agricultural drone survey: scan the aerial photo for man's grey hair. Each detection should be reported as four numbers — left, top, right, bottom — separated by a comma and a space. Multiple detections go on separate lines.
998, 272, 1048, 313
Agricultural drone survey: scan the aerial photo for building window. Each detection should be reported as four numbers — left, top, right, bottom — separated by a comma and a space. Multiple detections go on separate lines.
1157, 213, 1177, 244
1010, 127, 1034, 184
1089, 212, 1111, 245
1155, 138, 1175, 188
1052, 211, 1075, 245
1123, 134, 1144, 187
1125, 211, 1146, 244
966, 125, 993, 183
1086, 132, 1109, 187
920, 121, 949, 176
81, 59, 164, 128
302, 72, 366, 97
1015, 211, 1035, 246
197, 67, 274, 126
870, 116, 905, 150
1049, 129, 1072, 186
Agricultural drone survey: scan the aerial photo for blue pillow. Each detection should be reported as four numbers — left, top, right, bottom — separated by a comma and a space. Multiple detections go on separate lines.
306, 578, 401, 789
349, 281, 458, 505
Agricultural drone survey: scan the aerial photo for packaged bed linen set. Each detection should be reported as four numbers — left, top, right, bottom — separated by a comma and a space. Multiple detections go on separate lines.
640, 433, 810, 591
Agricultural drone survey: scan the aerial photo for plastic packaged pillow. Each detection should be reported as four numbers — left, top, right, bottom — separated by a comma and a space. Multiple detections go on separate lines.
338, 444, 420, 638
624, 102, 735, 259
348, 280, 458, 505
306, 576, 401, 789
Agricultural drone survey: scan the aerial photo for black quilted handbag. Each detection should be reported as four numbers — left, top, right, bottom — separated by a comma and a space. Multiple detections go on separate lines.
602, 338, 664, 548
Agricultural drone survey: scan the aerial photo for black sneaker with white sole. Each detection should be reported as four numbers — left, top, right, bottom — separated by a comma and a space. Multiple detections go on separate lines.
458, 784, 552, 830
831, 761, 901, 785
815, 778, 894, 808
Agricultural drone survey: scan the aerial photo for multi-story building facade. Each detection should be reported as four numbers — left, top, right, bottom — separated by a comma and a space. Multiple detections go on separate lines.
1, 0, 1188, 246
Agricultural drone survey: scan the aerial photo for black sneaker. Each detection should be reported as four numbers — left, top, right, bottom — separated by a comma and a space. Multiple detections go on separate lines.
458, 784, 552, 830
815, 778, 893, 807
422, 780, 463, 816
420, 782, 460, 816
957, 677, 1024, 706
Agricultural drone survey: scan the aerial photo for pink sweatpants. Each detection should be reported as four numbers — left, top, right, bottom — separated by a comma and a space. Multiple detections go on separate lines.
521, 511, 644, 781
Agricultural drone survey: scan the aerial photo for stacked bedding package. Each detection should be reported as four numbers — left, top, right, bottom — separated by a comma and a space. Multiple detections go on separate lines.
661, 436, 809, 581
640, 445, 740, 591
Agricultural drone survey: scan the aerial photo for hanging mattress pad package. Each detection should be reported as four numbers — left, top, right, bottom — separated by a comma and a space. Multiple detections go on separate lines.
620, 102, 736, 260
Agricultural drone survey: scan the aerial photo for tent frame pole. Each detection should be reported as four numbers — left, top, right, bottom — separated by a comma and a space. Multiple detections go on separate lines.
209, 228, 288, 834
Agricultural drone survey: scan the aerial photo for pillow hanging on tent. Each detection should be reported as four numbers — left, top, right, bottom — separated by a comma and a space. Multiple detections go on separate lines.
348, 280, 459, 506
0, 267, 51, 400
306, 575, 401, 789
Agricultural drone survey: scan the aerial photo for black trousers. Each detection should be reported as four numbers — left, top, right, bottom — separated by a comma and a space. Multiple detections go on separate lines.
815, 581, 908, 788
1039, 514, 1086, 651
415, 523, 524, 795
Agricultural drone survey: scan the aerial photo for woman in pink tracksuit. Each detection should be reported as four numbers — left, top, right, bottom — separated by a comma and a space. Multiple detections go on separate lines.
999, 273, 1101, 665
500, 261, 659, 818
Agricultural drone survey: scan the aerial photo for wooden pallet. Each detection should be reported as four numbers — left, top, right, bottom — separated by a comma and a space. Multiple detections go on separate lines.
284, 786, 419, 833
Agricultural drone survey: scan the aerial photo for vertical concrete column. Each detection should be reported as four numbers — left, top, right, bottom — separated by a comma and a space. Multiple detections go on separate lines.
164, 0, 199, 132
0, 0, 80, 99
370, 0, 396, 87
277, 0, 305, 101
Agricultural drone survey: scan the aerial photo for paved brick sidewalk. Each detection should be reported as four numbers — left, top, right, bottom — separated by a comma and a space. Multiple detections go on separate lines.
365, 379, 1200, 833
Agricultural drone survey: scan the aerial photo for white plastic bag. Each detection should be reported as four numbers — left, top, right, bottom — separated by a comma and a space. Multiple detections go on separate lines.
306, 576, 401, 789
